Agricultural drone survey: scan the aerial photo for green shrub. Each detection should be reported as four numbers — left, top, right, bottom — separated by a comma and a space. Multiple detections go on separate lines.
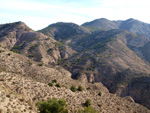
52, 79, 57, 83
92, 80, 95, 84
89, 67, 93, 70
28, 60, 32, 66
98, 91, 102, 96
78, 106, 99, 113
28, 54, 34, 58
84, 99, 91, 107
86, 87, 91, 90
77, 85, 83, 91
55, 83, 61, 88
38, 63, 43, 66
70, 86, 76, 92
99, 61, 103, 64
10, 49, 18, 53
58, 57, 61, 65
36, 98, 68, 113
7, 53, 11, 56
48, 82, 53, 87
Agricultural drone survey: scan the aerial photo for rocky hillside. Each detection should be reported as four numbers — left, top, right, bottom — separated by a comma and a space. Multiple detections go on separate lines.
40, 22, 150, 109
0, 21, 150, 112
0, 22, 76, 65
0, 47, 149, 112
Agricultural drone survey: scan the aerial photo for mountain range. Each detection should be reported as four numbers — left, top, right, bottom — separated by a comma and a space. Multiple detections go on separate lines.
82, 18, 150, 39
0, 18, 150, 112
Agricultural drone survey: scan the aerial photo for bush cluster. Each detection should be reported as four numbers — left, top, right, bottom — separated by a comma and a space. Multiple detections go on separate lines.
37, 98, 98, 113
48, 79, 61, 88
36, 98, 68, 113
70, 85, 83, 92
84, 99, 91, 107
70, 85, 76, 92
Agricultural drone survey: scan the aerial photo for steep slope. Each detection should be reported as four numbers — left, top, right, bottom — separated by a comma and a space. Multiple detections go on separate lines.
39, 21, 150, 109
126, 76, 150, 109
140, 42, 150, 63
0, 47, 149, 112
0, 22, 76, 65
57, 29, 150, 109
0, 21, 32, 49
120, 18, 150, 38
82, 18, 150, 39
62, 29, 150, 79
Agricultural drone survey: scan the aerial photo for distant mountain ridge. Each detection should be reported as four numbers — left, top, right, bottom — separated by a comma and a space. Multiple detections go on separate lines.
82, 18, 150, 39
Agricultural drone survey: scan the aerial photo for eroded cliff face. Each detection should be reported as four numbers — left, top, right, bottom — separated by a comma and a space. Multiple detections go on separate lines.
126, 77, 150, 109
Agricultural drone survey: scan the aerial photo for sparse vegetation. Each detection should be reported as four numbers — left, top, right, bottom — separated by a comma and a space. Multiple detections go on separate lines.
1, 19, 150, 113
92, 80, 95, 84
10, 45, 22, 53
10, 49, 20, 53
45, 38, 50, 40
28, 44, 39, 52
86, 87, 91, 90
98, 91, 102, 96
70, 85, 76, 92
84, 99, 91, 107
52, 79, 57, 83
28, 54, 34, 58
55, 83, 61, 88
99, 61, 103, 64
38, 63, 43, 66
28, 60, 32, 66
36, 98, 68, 113
88, 64, 94, 70
58, 57, 62, 65
7, 53, 11, 56
77, 85, 83, 91
48, 82, 53, 87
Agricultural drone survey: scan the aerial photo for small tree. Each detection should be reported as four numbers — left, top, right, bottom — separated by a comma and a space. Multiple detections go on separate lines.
77, 85, 83, 91
55, 83, 61, 88
58, 57, 61, 65
70, 86, 76, 92
38, 63, 43, 66
48, 82, 53, 87
36, 98, 68, 113
7, 53, 11, 56
92, 80, 95, 84
86, 87, 91, 90
84, 99, 91, 107
98, 91, 102, 96
52, 79, 57, 83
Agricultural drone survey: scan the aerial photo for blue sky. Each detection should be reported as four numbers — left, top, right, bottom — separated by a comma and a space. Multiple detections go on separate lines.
0, 0, 150, 30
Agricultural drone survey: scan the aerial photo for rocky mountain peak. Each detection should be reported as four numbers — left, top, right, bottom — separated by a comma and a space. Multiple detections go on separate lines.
39, 22, 90, 41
